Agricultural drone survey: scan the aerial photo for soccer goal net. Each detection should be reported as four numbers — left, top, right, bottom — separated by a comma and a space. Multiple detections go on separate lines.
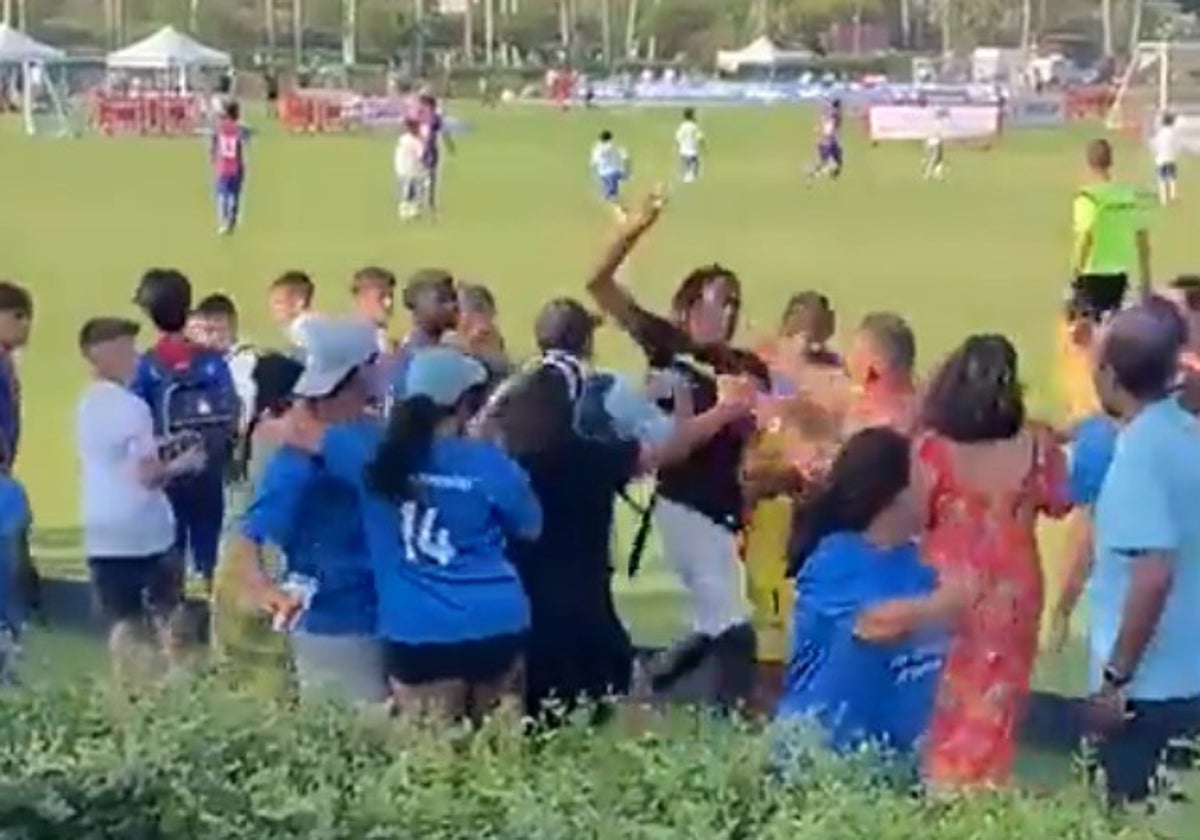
1109, 41, 1200, 152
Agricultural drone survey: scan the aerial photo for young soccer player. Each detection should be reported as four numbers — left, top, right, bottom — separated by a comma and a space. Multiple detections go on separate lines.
922, 114, 947, 181
1152, 112, 1179, 205
394, 119, 427, 221
417, 94, 455, 217
131, 270, 239, 587
676, 108, 705, 184
808, 99, 843, 180
351, 266, 398, 353
591, 130, 630, 220
0, 282, 37, 621
77, 317, 204, 681
192, 294, 259, 435
211, 101, 249, 236
267, 271, 316, 352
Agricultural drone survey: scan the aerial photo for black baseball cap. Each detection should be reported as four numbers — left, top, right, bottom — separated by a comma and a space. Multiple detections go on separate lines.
535, 297, 601, 355
79, 317, 139, 350
403, 268, 456, 310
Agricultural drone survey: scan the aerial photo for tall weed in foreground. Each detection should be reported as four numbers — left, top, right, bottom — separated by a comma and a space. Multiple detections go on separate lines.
0, 677, 1156, 839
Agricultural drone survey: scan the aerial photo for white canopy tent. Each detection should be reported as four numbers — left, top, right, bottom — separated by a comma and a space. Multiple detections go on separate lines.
0, 24, 64, 64
0, 24, 68, 136
107, 26, 230, 94
716, 37, 816, 75
107, 26, 230, 71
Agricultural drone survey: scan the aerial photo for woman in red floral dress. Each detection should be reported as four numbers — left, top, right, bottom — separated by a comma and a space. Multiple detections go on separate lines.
916, 335, 1071, 787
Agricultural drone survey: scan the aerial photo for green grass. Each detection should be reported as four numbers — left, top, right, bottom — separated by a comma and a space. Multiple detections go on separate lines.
4, 107, 1199, 826
12, 105, 1193, 631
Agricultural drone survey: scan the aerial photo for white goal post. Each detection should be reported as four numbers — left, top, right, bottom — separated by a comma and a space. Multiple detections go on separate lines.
1109, 40, 1200, 153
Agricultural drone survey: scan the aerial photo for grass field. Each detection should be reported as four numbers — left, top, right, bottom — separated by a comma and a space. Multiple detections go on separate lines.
3, 104, 1196, 704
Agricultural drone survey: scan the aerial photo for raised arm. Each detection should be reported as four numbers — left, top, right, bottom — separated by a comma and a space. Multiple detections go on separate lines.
586, 191, 668, 334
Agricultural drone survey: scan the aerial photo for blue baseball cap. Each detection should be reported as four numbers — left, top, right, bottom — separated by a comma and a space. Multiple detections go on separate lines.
400, 346, 489, 407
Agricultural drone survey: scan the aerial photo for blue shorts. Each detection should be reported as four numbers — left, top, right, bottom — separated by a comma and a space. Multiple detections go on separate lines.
681, 154, 700, 172
215, 173, 243, 196
1158, 162, 1178, 181
818, 141, 843, 167
599, 172, 624, 201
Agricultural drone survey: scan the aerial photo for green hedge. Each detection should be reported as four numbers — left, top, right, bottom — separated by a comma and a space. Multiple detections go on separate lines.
0, 678, 1155, 839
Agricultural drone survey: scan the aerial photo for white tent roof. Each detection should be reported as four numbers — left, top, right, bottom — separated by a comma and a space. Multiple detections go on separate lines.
0, 24, 64, 64
107, 25, 230, 70
717, 36, 816, 73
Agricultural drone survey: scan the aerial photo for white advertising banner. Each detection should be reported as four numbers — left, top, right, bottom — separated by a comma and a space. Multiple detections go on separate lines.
1007, 94, 1068, 128
1174, 114, 1200, 155
868, 104, 1002, 142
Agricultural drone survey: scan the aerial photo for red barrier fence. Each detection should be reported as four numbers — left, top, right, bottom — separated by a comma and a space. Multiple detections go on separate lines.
90, 93, 204, 136
279, 92, 353, 133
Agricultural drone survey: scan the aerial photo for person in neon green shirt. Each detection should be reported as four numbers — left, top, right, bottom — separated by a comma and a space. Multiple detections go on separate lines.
1071, 138, 1152, 317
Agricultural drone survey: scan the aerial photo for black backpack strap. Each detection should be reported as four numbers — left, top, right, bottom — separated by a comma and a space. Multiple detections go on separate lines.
621, 486, 657, 579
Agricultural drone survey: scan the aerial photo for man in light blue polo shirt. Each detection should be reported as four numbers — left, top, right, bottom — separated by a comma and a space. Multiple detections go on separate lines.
1087, 303, 1200, 806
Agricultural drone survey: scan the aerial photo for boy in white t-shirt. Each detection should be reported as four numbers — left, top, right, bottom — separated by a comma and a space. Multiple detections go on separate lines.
267, 271, 316, 355
394, 119, 427, 221
1152, 112, 1180, 205
76, 317, 205, 680
675, 108, 705, 184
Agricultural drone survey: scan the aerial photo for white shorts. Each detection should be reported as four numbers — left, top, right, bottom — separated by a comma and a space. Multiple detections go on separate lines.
395, 175, 423, 203
655, 498, 749, 637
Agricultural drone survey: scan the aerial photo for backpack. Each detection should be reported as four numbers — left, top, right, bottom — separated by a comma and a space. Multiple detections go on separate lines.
537, 353, 658, 577
145, 350, 240, 470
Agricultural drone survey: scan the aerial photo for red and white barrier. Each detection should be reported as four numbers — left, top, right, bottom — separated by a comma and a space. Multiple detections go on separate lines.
867, 103, 1002, 143
1006, 94, 1068, 128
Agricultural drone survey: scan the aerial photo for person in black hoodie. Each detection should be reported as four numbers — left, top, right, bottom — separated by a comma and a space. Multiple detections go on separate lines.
486, 297, 752, 724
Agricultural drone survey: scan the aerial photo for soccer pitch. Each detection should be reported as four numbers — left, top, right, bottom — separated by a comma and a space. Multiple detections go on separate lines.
3, 104, 1195, 647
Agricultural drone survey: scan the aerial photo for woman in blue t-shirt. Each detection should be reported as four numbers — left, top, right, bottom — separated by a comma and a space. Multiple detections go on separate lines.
776, 427, 961, 767
270, 346, 541, 722
231, 320, 385, 705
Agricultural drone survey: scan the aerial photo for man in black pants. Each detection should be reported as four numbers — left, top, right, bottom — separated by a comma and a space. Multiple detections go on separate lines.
1070, 138, 1152, 319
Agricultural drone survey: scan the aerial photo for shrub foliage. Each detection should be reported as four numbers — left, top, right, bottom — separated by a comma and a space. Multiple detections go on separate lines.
0, 678, 1156, 839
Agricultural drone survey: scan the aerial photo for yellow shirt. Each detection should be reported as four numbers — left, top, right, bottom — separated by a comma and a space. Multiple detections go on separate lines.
742, 428, 796, 665
1073, 182, 1145, 276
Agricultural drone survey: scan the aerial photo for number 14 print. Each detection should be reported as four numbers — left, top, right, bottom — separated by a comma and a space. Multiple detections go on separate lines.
400, 501, 456, 566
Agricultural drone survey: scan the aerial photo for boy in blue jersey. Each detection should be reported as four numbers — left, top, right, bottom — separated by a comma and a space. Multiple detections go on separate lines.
130, 269, 239, 586
808, 99, 844, 181
264, 346, 541, 722
211, 101, 249, 235
591, 130, 630, 220
0, 474, 29, 684
0, 282, 38, 622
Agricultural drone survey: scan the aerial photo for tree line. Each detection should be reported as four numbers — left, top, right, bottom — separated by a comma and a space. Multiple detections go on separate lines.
0, 0, 1187, 64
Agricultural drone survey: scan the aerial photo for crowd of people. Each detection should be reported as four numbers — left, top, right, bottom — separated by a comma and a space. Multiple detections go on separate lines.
0, 132, 1196, 811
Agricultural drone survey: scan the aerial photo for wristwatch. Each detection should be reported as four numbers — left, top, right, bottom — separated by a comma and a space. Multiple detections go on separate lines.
1103, 665, 1132, 690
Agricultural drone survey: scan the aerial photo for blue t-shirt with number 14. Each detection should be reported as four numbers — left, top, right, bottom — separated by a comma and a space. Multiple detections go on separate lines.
320, 423, 542, 645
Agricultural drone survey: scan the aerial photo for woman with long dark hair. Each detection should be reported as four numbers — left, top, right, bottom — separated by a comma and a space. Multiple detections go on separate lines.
586, 191, 770, 709
777, 427, 959, 761
269, 346, 540, 721
917, 334, 1070, 787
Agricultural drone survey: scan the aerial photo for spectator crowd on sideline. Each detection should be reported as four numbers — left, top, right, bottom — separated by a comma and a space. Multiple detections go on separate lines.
1, 152, 1199, 811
